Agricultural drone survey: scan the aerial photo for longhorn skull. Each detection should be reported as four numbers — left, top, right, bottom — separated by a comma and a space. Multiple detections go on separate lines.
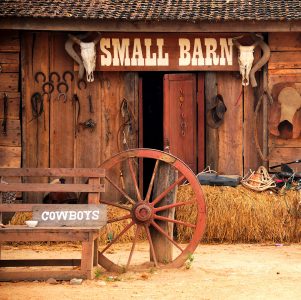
233, 34, 270, 87
65, 33, 101, 82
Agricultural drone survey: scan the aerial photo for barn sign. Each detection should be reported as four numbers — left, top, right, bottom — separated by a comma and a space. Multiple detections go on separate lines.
32, 204, 107, 227
96, 33, 242, 71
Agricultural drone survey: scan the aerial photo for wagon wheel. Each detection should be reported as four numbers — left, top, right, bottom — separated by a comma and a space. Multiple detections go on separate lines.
98, 148, 206, 272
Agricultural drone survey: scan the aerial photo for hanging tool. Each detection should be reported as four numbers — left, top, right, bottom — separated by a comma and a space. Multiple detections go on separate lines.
77, 79, 87, 90
88, 93, 94, 113
49, 71, 60, 83
1, 93, 8, 135
63, 71, 74, 82
72, 94, 81, 137
42, 81, 54, 101
34, 71, 46, 84
57, 82, 69, 102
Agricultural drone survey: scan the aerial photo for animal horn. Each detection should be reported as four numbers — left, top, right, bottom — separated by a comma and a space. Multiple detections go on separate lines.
68, 34, 82, 45
93, 32, 101, 45
65, 35, 85, 80
249, 34, 271, 87
232, 35, 244, 48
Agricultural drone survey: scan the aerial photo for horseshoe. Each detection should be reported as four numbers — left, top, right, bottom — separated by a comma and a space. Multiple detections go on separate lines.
49, 72, 61, 83
42, 81, 54, 101
63, 71, 74, 82
77, 79, 87, 90
57, 82, 69, 102
34, 71, 46, 84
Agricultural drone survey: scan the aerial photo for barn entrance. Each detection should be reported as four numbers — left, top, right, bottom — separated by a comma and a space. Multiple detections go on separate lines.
140, 72, 205, 183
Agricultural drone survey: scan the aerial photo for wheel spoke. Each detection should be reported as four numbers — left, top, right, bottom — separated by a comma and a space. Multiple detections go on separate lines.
154, 200, 195, 213
126, 225, 141, 270
128, 158, 142, 202
100, 199, 131, 211
100, 220, 135, 254
105, 175, 136, 205
151, 220, 183, 252
151, 175, 186, 207
145, 159, 160, 203
144, 224, 158, 267
154, 215, 196, 228
107, 213, 132, 224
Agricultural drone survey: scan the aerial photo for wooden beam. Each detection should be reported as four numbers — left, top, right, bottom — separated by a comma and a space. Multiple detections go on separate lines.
0, 259, 81, 267
0, 167, 105, 177
1, 18, 301, 32
0, 182, 105, 192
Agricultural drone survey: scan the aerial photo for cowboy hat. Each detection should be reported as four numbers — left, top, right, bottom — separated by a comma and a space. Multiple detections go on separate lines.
206, 94, 227, 129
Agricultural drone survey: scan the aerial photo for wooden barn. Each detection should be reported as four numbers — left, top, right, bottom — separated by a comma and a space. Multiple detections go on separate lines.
1, 0, 301, 281
0, 0, 301, 181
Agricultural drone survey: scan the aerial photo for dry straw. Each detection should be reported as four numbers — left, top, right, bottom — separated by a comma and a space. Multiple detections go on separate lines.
10, 185, 301, 244
177, 184, 301, 243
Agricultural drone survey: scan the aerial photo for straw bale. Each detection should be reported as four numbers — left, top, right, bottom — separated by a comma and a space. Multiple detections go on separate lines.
176, 184, 301, 243
8, 185, 301, 244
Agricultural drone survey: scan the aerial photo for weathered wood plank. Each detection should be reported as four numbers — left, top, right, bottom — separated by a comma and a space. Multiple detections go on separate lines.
269, 136, 301, 148
243, 83, 261, 174
197, 72, 205, 171
216, 72, 243, 175
0, 119, 21, 146
0, 183, 105, 193
0, 259, 81, 267
49, 32, 74, 172
0, 270, 86, 281
269, 33, 301, 51
268, 51, 301, 70
0, 31, 20, 52
150, 162, 177, 263
205, 72, 219, 171
22, 32, 50, 169
0, 168, 105, 177
0, 52, 19, 72
0, 146, 21, 168
0, 92, 20, 119
269, 147, 301, 172
0, 73, 18, 92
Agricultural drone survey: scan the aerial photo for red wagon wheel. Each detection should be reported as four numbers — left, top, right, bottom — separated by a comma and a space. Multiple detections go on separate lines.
98, 148, 206, 272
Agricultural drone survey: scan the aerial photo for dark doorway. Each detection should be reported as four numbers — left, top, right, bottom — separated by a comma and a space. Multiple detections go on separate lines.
140, 72, 164, 151
139, 72, 164, 196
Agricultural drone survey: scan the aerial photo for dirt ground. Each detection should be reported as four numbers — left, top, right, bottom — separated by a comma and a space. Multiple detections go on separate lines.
1, 242, 301, 300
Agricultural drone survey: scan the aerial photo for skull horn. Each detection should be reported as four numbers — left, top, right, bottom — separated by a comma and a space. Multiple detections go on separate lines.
65, 33, 88, 80
93, 32, 101, 45
249, 34, 271, 87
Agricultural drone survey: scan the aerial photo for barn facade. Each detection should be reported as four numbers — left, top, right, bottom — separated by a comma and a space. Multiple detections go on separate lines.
1, 0, 301, 189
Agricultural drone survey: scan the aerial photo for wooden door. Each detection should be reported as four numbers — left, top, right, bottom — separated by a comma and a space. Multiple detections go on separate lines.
163, 73, 204, 172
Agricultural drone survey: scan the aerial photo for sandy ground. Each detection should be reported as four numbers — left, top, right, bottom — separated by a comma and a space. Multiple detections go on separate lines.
0, 243, 301, 300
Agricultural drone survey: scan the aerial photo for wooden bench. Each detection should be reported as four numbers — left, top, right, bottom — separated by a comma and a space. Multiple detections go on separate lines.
0, 168, 106, 281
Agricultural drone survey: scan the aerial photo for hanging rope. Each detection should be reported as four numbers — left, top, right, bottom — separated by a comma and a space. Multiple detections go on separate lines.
253, 89, 274, 162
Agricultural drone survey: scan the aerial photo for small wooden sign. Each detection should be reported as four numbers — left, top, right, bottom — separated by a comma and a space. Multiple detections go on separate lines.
32, 204, 107, 227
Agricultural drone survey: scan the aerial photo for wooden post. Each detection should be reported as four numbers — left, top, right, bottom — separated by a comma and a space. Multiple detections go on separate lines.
88, 177, 100, 204
262, 65, 269, 169
150, 162, 177, 263
205, 72, 219, 171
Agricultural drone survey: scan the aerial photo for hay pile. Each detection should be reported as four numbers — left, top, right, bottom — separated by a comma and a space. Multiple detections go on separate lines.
177, 185, 301, 243
8, 185, 301, 244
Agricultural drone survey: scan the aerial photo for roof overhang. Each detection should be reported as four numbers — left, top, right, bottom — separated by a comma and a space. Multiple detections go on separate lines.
0, 17, 301, 32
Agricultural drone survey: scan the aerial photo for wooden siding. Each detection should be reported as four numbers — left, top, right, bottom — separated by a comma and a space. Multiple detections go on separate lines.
0, 30, 21, 173
268, 32, 301, 172
21, 32, 139, 201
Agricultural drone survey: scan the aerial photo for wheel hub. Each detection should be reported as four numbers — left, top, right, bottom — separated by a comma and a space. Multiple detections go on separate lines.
133, 203, 153, 222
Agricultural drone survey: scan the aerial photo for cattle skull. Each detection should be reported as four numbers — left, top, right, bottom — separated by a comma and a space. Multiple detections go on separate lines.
233, 34, 270, 87
65, 33, 101, 82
